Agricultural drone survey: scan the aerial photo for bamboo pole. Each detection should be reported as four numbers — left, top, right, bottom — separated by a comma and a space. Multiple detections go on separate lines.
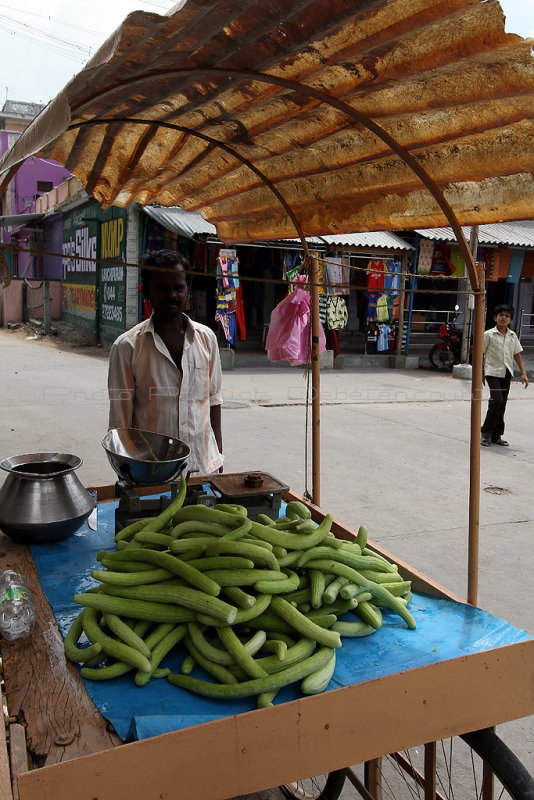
467, 260, 485, 606
310, 253, 321, 505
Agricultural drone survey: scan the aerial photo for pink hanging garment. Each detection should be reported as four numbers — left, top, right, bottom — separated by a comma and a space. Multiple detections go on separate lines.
265, 287, 326, 365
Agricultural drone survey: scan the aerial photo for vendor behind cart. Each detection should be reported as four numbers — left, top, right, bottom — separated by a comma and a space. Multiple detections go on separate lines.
107, 249, 223, 475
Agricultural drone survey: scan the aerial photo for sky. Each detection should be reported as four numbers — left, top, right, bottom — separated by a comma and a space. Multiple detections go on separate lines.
0, 0, 533, 108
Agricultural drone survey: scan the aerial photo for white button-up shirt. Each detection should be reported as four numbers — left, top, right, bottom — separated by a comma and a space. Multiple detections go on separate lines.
483, 326, 523, 378
108, 315, 223, 475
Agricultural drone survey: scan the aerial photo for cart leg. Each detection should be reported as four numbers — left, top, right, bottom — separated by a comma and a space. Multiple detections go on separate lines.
424, 741, 436, 800
365, 759, 383, 800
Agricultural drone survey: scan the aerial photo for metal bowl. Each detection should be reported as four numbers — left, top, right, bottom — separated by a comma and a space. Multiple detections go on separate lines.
101, 428, 190, 485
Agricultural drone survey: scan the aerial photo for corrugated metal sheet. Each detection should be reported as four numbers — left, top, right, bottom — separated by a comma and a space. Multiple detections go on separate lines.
415, 221, 534, 247
142, 205, 217, 238
1, 0, 533, 245
319, 231, 413, 249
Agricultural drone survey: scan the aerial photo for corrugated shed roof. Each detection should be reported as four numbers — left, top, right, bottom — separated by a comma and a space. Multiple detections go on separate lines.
415, 221, 534, 247
0, 0, 533, 248
142, 205, 217, 238
319, 231, 413, 250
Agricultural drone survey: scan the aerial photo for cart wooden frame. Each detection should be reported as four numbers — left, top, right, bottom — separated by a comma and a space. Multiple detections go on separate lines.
1, 482, 533, 800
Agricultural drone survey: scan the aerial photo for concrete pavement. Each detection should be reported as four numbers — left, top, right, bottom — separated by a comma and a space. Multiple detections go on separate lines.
1, 326, 533, 772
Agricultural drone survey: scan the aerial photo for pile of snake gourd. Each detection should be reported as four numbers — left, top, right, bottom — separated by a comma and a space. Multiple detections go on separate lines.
65, 477, 415, 708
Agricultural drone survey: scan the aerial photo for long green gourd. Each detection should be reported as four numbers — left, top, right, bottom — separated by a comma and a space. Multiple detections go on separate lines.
73, 591, 197, 623
99, 583, 238, 624
168, 646, 334, 699
95, 548, 221, 597
81, 607, 151, 673
302, 559, 416, 629
269, 596, 342, 649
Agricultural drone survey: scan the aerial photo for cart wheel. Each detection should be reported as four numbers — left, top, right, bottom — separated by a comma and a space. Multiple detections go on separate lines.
280, 769, 346, 800
429, 344, 454, 370
353, 728, 534, 800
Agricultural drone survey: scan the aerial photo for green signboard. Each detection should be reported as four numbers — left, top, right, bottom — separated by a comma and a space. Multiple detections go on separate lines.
99, 210, 127, 346
62, 207, 98, 339
61, 202, 128, 345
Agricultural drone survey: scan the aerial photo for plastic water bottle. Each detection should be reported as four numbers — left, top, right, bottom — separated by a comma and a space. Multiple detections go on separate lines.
0, 570, 36, 641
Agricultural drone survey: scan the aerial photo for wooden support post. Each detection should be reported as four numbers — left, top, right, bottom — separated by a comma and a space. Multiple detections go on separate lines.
0, 679, 14, 800
424, 741, 436, 800
43, 281, 51, 336
310, 252, 321, 505
467, 261, 485, 606
9, 724, 28, 800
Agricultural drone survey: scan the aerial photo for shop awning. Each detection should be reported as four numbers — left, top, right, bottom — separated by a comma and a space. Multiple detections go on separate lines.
0, 212, 44, 228
415, 221, 534, 248
0, 0, 532, 248
142, 205, 217, 239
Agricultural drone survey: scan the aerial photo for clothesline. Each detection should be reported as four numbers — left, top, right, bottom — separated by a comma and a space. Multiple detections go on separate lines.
4, 242, 479, 293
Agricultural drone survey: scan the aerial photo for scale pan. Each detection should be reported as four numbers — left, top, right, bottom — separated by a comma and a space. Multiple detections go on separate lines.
102, 428, 190, 485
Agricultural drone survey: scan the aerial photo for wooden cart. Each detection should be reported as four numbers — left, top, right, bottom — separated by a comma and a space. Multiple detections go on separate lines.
1, 482, 533, 800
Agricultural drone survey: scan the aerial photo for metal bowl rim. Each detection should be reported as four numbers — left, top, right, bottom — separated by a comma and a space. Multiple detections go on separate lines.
0, 452, 83, 477
101, 428, 190, 464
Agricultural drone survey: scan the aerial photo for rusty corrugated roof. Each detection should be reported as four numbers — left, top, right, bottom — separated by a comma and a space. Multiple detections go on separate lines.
1, 0, 533, 246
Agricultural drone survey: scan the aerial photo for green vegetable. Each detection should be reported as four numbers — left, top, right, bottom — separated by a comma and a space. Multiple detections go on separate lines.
74, 592, 196, 624
81, 607, 151, 673
300, 650, 336, 694
100, 583, 238, 624
135, 624, 187, 686
168, 646, 334, 699
269, 596, 341, 649
64, 610, 104, 664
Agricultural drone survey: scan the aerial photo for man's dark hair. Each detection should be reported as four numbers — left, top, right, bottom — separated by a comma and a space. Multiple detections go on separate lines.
141, 249, 192, 291
494, 303, 514, 319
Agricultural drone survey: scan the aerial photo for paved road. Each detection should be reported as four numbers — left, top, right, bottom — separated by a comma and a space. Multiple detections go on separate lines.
1, 326, 533, 781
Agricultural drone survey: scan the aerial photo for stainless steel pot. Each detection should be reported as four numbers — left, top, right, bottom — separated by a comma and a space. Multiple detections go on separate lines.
0, 453, 94, 544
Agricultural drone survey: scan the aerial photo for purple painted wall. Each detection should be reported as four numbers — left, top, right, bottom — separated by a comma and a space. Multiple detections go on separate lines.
42, 213, 64, 282
1, 129, 71, 280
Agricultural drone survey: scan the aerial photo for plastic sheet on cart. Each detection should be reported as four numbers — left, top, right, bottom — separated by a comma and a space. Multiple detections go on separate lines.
31, 498, 531, 743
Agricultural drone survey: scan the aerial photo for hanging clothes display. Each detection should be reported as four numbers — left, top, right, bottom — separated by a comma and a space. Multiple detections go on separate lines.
448, 244, 465, 276
325, 256, 350, 295
265, 287, 326, 366
493, 248, 513, 281
326, 296, 348, 331
214, 249, 246, 344
377, 323, 389, 352
431, 242, 454, 275
365, 322, 379, 354
417, 239, 434, 274
521, 249, 534, 281
376, 294, 389, 323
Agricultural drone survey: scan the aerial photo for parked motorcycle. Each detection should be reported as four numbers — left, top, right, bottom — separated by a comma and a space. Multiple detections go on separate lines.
428, 308, 463, 370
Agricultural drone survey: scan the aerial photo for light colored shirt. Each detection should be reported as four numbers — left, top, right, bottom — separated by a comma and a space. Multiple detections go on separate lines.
483, 326, 522, 378
108, 315, 223, 475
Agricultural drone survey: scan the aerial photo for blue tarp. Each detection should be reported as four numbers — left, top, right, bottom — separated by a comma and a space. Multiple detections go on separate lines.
30, 499, 531, 743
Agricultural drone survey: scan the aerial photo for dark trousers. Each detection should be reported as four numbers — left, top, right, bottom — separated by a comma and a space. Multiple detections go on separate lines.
481, 372, 512, 439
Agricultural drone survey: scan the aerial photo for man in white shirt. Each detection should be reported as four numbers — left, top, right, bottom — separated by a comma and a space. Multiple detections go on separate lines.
481, 304, 528, 447
108, 250, 223, 475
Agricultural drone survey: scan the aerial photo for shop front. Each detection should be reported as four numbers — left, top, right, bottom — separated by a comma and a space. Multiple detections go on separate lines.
62, 203, 129, 345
